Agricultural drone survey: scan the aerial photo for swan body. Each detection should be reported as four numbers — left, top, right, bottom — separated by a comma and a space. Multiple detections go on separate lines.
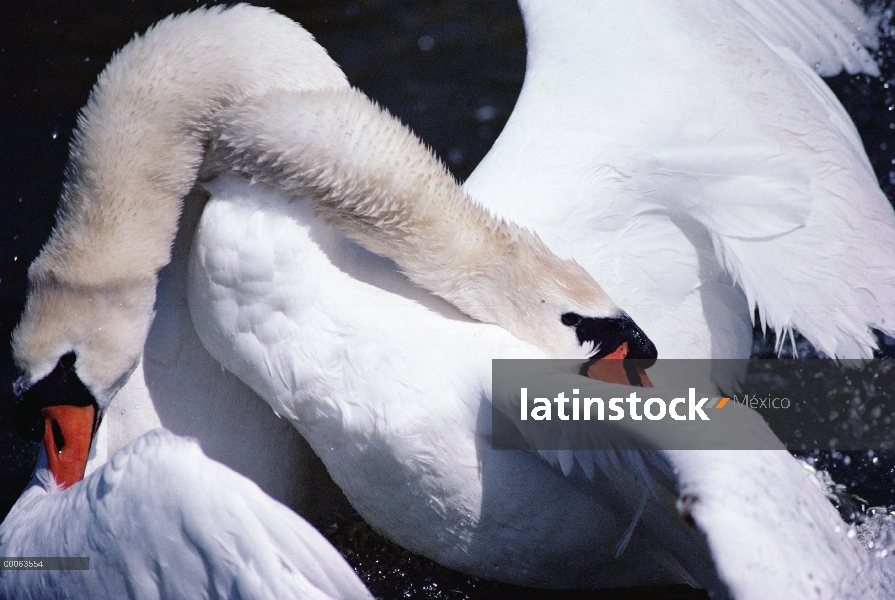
188, 0, 895, 597
190, 174, 891, 597
0, 429, 373, 600
190, 174, 717, 589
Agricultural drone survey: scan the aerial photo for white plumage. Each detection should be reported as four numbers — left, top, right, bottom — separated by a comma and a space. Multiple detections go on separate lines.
8, 2, 895, 599
467, 0, 895, 360
189, 1, 895, 597
0, 429, 372, 600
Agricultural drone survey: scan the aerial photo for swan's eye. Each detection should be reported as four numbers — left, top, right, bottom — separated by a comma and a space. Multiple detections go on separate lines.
561, 313, 582, 327
59, 352, 76, 369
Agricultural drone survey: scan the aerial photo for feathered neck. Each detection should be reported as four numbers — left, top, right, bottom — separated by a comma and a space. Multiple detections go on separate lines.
208, 88, 618, 353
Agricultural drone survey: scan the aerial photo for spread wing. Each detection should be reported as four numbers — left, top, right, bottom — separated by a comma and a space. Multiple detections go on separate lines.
468, 0, 895, 358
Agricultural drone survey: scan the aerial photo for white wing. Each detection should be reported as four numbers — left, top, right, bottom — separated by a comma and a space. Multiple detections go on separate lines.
492, 362, 890, 598
730, 0, 880, 76
1, 429, 372, 600
466, 0, 895, 358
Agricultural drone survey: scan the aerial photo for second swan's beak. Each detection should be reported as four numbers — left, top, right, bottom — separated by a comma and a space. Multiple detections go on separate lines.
584, 342, 653, 387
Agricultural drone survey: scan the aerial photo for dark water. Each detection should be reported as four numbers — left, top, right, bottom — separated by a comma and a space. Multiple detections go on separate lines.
2, 1, 895, 598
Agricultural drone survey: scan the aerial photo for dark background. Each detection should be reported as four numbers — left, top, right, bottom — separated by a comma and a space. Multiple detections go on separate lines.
2, 2, 895, 598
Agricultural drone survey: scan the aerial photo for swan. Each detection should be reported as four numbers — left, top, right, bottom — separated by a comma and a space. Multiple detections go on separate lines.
190, 151, 893, 594
0, 428, 373, 600
9, 2, 658, 594
186, 0, 895, 597
6, 4, 351, 513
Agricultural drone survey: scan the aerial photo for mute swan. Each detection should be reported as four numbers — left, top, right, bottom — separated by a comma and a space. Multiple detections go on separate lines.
9, 2, 656, 593
7, 3, 353, 513
188, 1, 895, 598
0, 428, 373, 600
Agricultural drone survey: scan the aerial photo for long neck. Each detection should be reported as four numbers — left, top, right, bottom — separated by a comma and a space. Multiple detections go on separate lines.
207, 88, 611, 350
13, 6, 347, 393
28, 6, 348, 289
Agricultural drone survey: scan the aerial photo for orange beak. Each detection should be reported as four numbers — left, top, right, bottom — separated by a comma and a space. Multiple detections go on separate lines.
586, 342, 653, 387
41, 404, 96, 490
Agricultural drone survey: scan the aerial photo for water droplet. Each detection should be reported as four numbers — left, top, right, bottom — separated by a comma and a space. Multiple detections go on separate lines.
474, 105, 498, 122
447, 148, 464, 165
417, 35, 435, 52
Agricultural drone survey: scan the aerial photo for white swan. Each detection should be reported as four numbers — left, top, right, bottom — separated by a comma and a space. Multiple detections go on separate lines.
186, 1, 895, 598
9, 4, 350, 512
2, 7, 394, 598
0, 428, 373, 600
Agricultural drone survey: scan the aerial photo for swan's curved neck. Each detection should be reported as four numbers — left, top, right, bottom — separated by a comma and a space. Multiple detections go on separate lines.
13, 6, 348, 392
208, 88, 610, 346
14, 5, 617, 393
29, 7, 347, 289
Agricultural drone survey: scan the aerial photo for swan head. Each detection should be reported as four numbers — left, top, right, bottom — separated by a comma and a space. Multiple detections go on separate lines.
11, 264, 156, 489
466, 225, 657, 364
